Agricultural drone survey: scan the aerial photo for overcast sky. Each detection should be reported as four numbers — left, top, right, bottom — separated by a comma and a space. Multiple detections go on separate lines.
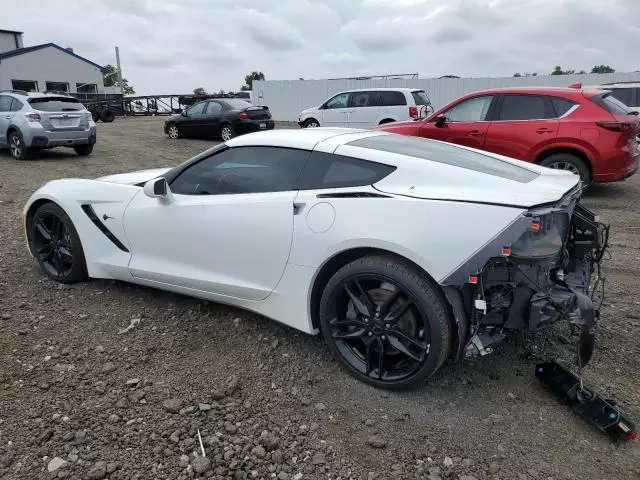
4, 0, 639, 95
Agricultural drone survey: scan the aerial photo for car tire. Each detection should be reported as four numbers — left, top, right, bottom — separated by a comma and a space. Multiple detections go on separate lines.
167, 123, 181, 139
303, 119, 320, 128
319, 255, 452, 390
8, 131, 31, 160
378, 119, 395, 125
91, 110, 100, 122
100, 109, 115, 123
30, 202, 88, 284
539, 153, 591, 185
74, 144, 93, 156
220, 123, 235, 141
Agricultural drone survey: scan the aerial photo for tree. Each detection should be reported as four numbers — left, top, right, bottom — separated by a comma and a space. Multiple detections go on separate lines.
217, 89, 226, 95
513, 73, 522, 77
551, 66, 575, 75
591, 65, 615, 74
241, 71, 265, 91
103, 64, 135, 95
193, 87, 207, 95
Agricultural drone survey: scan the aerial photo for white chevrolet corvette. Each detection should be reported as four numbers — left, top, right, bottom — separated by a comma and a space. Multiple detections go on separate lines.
23, 128, 608, 389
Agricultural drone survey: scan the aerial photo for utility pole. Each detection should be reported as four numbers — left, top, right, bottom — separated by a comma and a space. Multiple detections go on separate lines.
115, 46, 126, 117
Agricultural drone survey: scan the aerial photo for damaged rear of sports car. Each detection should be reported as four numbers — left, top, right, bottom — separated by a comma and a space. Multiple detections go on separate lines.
443, 185, 608, 368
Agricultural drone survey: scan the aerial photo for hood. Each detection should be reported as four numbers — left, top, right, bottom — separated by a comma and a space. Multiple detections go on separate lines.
95, 168, 172, 185
300, 106, 319, 115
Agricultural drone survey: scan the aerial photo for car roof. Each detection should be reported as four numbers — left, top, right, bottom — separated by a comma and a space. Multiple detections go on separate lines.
226, 127, 380, 150
465, 86, 598, 96
336, 87, 424, 93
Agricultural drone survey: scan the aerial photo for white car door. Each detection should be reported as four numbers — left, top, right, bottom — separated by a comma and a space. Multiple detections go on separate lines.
123, 146, 310, 301
346, 91, 378, 128
319, 92, 350, 127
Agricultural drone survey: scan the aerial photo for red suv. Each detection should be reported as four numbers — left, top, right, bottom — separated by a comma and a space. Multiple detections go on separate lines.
377, 87, 639, 184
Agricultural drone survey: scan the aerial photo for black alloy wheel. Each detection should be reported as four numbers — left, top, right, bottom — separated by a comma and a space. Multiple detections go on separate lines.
31, 203, 87, 283
319, 256, 451, 389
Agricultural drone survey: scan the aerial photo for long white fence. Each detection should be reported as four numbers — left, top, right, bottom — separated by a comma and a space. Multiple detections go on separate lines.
253, 72, 640, 122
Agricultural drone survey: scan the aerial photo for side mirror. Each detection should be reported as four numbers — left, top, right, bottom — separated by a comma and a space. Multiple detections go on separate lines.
143, 177, 171, 200
433, 113, 447, 127
181, 110, 188, 117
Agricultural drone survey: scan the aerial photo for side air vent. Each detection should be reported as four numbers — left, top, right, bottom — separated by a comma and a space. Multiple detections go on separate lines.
316, 192, 391, 199
80, 204, 130, 252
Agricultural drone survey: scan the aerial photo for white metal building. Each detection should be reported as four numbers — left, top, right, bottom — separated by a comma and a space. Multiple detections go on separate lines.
0, 29, 105, 95
253, 72, 640, 122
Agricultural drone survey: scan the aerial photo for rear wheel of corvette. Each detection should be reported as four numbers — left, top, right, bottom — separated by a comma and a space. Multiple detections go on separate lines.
30, 203, 87, 284
319, 255, 452, 390
539, 153, 591, 186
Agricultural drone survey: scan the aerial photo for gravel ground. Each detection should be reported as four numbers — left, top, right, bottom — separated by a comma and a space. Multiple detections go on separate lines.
1, 117, 639, 480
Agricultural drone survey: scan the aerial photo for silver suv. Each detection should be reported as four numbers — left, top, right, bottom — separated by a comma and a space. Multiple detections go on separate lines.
0, 90, 97, 159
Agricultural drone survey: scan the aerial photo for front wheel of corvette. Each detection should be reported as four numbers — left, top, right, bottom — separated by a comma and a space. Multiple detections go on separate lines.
31, 202, 87, 283
319, 255, 452, 390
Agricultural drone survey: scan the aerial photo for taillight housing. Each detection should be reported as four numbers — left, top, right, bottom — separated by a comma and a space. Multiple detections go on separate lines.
238, 111, 250, 120
596, 121, 636, 132
409, 106, 418, 118
84, 111, 92, 121
24, 112, 41, 123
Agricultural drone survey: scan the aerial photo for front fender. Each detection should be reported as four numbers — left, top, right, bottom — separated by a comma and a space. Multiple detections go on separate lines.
23, 179, 142, 279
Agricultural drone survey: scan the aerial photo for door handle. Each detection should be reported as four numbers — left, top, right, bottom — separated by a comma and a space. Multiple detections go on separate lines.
536, 128, 553, 134
5, 115, 11, 119
468, 130, 483, 136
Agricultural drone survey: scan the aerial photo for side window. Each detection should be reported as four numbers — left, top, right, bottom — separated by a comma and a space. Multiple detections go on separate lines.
170, 147, 310, 195
378, 91, 407, 106
349, 91, 372, 108
187, 102, 207, 115
206, 101, 223, 114
497, 95, 553, 121
325, 93, 349, 109
0, 95, 12, 111
296, 151, 396, 190
445, 95, 494, 122
550, 97, 577, 117
10, 98, 23, 112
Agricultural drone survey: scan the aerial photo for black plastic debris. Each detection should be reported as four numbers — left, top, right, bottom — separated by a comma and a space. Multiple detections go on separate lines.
535, 360, 638, 442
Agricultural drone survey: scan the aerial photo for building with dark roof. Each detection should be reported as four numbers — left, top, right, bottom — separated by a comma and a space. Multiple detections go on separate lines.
0, 29, 106, 95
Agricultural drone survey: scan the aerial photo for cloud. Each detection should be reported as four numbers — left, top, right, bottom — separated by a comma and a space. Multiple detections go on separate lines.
236, 8, 304, 51
0, 0, 637, 94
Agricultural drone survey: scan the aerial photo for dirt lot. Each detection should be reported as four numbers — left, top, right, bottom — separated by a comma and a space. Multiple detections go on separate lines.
1, 117, 639, 480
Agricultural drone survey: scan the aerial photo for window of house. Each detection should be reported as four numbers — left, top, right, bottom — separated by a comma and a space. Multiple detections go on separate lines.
11, 80, 38, 92
45, 82, 69, 93
76, 83, 97, 94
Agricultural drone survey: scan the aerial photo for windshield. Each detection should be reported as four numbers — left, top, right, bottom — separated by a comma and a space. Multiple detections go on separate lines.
600, 92, 633, 115
222, 99, 253, 110
28, 97, 84, 112
411, 90, 431, 106
347, 134, 540, 183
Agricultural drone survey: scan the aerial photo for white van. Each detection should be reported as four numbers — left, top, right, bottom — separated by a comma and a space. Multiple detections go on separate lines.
298, 88, 432, 129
